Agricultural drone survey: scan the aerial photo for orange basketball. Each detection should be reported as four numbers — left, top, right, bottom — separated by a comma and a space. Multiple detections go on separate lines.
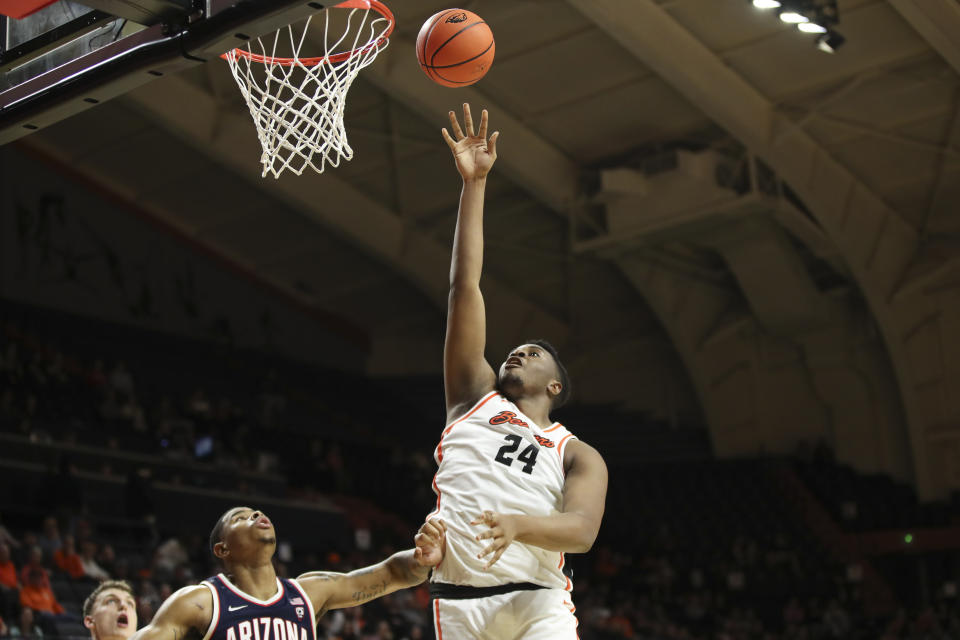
416, 9, 495, 88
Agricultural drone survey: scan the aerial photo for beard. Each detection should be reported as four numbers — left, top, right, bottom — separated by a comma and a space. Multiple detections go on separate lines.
497, 370, 524, 399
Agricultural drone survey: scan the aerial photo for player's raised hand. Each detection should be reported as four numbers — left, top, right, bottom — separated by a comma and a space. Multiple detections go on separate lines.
471, 510, 518, 570
414, 518, 446, 567
442, 103, 499, 182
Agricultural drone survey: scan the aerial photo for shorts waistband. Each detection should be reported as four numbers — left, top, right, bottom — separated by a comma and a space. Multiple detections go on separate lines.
429, 581, 547, 600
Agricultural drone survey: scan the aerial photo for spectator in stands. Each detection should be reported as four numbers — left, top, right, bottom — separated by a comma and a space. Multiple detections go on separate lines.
96, 546, 117, 578
0, 543, 18, 630
150, 538, 188, 583
53, 535, 84, 580
19, 546, 66, 635
80, 542, 110, 582
0, 516, 18, 551
83, 580, 137, 640
36, 519, 61, 563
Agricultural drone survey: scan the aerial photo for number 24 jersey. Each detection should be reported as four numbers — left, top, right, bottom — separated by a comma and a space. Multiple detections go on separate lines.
428, 391, 578, 590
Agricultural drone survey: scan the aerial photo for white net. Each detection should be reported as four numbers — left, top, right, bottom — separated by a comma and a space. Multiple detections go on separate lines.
222, 1, 392, 178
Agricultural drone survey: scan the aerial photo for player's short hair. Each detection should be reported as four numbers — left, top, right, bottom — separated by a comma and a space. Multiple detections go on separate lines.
526, 339, 571, 409
83, 580, 135, 618
209, 507, 236, 555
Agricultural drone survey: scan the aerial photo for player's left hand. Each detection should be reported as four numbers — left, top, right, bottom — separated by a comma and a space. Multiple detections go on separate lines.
414, 518, 446, 567
471, 510, 518, 570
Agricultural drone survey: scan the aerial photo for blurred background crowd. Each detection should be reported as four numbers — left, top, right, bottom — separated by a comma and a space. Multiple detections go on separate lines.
0, 301, 958, 640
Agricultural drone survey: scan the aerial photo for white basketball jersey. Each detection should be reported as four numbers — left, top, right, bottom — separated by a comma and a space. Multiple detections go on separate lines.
428, 391, 577, 590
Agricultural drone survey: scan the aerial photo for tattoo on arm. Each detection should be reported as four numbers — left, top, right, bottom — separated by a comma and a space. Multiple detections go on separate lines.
351, 579, 389, 605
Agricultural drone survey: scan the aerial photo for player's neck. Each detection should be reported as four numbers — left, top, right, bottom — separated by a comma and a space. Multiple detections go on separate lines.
225, 562, 279, 600
513, 396, 553, 430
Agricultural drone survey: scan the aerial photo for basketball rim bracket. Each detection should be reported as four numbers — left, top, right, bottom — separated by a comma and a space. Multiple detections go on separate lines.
0, 0, 333, 146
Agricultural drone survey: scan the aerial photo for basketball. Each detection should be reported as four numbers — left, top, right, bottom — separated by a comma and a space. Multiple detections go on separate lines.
416, 9, 495, 88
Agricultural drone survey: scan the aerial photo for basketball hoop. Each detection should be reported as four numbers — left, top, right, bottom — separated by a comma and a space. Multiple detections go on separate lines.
221, 0, 394, 178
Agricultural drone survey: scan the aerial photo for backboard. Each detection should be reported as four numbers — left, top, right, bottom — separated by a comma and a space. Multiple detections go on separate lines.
0, 0, 334, 145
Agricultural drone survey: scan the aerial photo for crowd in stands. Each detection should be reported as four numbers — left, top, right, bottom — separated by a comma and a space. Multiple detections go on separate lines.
0, 303, 958, 640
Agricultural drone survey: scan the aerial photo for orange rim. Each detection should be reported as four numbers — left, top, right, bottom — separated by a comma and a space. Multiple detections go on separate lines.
220, 0, 394, 67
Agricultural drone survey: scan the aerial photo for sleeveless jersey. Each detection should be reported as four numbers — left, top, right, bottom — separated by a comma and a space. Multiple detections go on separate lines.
200, 574, 316, 640
428, 391, 578, 590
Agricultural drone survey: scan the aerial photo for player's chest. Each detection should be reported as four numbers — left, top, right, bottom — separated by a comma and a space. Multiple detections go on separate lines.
440, 415, 565, 484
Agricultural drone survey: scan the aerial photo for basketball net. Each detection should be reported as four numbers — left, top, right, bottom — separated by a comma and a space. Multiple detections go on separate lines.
222, 0, 394, 178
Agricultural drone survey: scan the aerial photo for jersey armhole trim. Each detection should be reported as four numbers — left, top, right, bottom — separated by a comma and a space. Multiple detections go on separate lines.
288, 579, 318, 639
442, 391, 499, 430
200, 581, 220, 640
557, 433, 577, 469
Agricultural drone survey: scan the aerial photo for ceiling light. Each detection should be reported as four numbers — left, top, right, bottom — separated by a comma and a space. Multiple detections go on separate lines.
779, 10, 809, 23
798, 21, 827, 33
816, 30, 846, 53
752, 0, 782, 8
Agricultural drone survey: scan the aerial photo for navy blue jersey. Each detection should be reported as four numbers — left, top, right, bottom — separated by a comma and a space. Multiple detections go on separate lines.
201, 574, 316, 640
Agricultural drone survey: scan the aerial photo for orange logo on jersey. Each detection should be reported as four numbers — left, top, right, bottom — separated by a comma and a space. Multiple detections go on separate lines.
534, 435, 555, 448
489, 411, 529, 428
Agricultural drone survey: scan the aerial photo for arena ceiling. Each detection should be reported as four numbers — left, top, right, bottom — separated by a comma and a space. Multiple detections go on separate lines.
11, 0, 960, 499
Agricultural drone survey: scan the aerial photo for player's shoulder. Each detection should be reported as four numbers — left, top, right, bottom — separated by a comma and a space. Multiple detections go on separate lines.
170, 583, 214, 605
154, 583, 213, 629
444, 389, 501, 425
292, 572, 345, 613
562, 437, 606, 469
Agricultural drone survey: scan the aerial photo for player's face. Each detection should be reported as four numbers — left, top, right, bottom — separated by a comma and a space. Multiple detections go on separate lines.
84, 589, 137, 640
498, 344, 560, 397
221, 507, 277, 558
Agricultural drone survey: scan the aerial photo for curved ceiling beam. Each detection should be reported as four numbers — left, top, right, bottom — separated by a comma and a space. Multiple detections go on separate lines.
567, 0, 941, 496
122, 73, 569, 349
889, 0, 960, 76
362, 41, 581, 217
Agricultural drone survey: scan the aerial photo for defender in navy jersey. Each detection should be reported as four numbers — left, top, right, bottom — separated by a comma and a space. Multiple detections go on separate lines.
129, 507, 445, 640
430, 104, 609, 638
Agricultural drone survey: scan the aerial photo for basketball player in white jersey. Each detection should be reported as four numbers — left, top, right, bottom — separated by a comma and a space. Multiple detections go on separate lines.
128, 507, 446, 640
429, 103, 608, 638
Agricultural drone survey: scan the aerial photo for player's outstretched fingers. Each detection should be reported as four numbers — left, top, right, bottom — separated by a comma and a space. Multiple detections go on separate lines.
463, 103, 475, 137
477, 109, 488, 140
476, 528, 495, 541
470, 510, 494, 526
487, 131, 499, 157
441, 128, 457, 150
477, 541, 498, 559
448, 110, 464, 140
484, 546, 507, 570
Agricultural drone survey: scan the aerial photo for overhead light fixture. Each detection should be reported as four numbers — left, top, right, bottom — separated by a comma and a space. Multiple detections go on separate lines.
779, 10, 809, 22
816, 30, 846, 53
798, 21, 827, 33
751, 0, 844, 53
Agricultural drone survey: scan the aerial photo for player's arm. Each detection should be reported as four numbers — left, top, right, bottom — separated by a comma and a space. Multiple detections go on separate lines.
129, 585, 212, 640
473, 441, 607, 567
442, 103, 500, 419
296, 519, 445, 615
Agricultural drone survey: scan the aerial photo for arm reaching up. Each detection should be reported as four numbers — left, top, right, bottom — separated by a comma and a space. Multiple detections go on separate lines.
442, 104, 501, 420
